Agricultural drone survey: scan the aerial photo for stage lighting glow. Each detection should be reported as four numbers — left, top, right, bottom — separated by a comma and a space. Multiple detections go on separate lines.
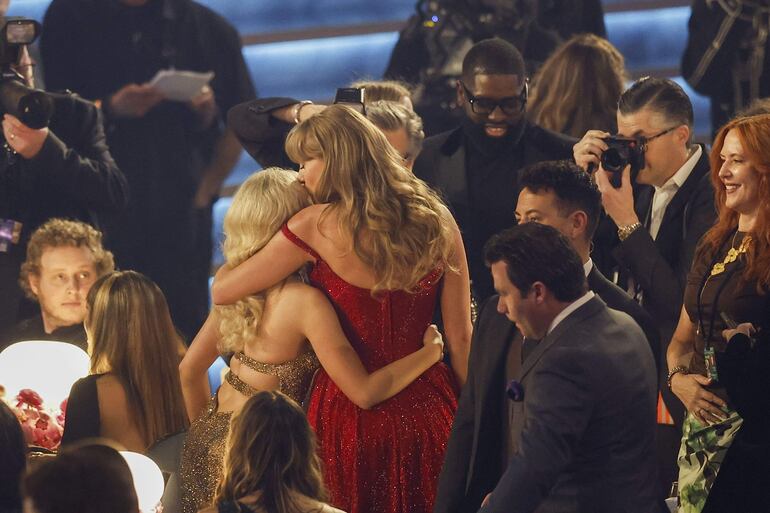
0, 341, 89, 408
120, 451, 165, 513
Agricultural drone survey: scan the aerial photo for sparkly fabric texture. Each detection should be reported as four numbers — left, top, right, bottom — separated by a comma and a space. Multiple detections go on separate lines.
179, 350, 320, 513
281, 224, 459, 513
232, 349, 320, 404
179, 397, 232, 513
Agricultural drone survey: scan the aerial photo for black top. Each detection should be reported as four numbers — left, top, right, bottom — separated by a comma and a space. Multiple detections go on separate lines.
413, 121, 575, 302
41, 0, 256, 339
0, 91, 127, 336
0, 316, 87, 353
60, 374, 102, 447
684, 232, 770, 402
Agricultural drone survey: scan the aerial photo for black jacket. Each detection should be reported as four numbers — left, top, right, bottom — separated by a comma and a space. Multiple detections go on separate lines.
414, 122, 575, 302
612, 147, 715, 425
435, 265, 660, 513
435, 294, 658, 513
0, 91, 126, 335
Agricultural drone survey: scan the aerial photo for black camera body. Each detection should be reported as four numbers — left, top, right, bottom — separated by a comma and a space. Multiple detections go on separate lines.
600, 136, 644, 188
333, 87, 366, 115
0, 17, 53, 130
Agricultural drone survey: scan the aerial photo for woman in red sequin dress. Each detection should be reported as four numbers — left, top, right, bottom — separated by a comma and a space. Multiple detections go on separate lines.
212, 105, 472, 513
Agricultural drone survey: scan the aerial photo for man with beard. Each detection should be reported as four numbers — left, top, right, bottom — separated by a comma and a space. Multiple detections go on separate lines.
413, 38, 574, 303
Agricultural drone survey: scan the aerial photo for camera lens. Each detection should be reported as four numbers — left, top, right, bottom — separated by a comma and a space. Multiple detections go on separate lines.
601, 148, 628, 173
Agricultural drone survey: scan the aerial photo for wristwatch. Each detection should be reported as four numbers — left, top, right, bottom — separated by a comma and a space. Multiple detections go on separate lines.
666, 365, 689, 390
617, 222, 642, 241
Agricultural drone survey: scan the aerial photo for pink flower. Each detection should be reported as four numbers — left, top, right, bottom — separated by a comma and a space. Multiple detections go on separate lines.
17, 389, 44, 409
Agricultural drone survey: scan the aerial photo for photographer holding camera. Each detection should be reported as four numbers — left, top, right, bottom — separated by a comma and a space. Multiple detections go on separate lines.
0, 14, 126, 337
573, 76, 715, 498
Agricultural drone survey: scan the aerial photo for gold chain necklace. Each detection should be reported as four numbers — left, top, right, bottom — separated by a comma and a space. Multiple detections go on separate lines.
710, 233, 752, 276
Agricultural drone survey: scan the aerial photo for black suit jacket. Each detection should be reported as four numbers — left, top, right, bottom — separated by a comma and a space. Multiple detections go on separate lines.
612, 147, 716, 424
226, 97, 299, 170
435, 276, 658, 513
480, 296, 657, 513
413, 122, 575, 301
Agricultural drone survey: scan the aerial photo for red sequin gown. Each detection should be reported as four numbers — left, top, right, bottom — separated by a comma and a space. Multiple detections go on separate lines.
281, 225, 458, 513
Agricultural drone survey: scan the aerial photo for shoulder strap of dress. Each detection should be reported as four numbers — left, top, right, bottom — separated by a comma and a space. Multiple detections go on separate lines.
281, 223, 321, 260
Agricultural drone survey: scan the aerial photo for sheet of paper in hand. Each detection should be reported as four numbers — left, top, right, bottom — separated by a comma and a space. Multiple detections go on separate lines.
148, 69, 215, 102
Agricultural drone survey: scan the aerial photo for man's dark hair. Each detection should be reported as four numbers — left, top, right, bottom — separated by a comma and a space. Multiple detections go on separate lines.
484, 223, 586, 302
462, 38, 526, 83
519, 160, 602, 239
618, 77, 694, 133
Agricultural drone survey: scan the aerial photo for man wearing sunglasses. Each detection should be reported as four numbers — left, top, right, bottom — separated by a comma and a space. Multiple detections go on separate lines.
413, 38, 574, 305
573, 77, 716, 501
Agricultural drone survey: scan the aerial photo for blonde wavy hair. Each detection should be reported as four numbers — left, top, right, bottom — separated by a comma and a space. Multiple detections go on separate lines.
86, 271, 189, 448
215, 391, 327, 513
217, 169, 312, 353
286, 104, 455, 295
528, 34, 627, 137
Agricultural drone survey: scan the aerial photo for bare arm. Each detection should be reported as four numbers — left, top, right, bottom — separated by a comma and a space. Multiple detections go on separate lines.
667, 305, 726, 424
301, 288, 443, 410
440, 213, 473, 386
211, 210, 316, 305
179, 311, 220, 422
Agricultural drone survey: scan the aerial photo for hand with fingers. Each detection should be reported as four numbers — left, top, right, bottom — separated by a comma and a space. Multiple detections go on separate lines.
573, 129, 610, 172
188, 85, 217, 129
670, 372, 727, 425
722, 322, 756, 343
594, 164, 640, 228
2, 114, 49, 159
107, 83, 165, 118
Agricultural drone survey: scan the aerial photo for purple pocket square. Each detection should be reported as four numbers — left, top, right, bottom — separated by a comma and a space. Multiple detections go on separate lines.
506, 379, 524, 402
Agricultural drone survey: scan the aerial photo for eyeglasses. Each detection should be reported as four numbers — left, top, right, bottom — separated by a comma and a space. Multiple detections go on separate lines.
460, 81, 528, 115
640, 125, 679, 150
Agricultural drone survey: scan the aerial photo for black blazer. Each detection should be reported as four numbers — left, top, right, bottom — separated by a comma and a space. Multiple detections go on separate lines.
414, 122, 575, 301
435, 287, 659, 513
612, 147, 716, 424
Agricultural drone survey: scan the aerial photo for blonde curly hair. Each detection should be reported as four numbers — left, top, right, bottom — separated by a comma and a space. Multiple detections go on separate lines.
20, 218, 114, 301
217, 169, 312, 353
286, 104, 455, 295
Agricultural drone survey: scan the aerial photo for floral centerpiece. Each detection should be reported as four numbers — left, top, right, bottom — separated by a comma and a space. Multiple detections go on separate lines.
0, 384, 66, 451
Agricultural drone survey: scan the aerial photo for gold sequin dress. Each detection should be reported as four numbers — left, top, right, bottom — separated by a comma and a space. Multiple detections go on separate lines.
179, 349, 319, 513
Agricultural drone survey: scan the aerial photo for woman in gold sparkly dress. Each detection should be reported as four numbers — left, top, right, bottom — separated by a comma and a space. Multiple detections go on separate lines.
667, 114, 770, 512
178, 169, 445, 513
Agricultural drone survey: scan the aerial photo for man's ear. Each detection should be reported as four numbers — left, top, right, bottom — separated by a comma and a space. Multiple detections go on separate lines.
456, 79, 465, 106
570, 210, 589, 239
532, 281, 547, 304
676, 124, 691, 147
28, 273, 40, 298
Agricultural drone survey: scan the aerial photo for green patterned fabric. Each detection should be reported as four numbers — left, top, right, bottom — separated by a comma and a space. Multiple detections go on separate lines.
677, 409, 743, 512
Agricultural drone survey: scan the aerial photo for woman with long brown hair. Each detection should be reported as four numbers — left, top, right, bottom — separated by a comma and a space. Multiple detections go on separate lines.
211, 105, 472, 513
62, 271, 188, 451
528, 34, 627, 138
198, 391, 343, 513
667, 114, 770, 511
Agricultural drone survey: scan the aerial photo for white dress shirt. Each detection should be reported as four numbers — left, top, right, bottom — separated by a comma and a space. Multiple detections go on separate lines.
546, 290, 595, 336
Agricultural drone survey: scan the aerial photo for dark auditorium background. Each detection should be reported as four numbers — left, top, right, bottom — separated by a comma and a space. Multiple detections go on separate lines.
7, 0, 709, 282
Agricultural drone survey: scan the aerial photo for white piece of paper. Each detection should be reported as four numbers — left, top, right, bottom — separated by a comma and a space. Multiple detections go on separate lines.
148, 69, 214, 102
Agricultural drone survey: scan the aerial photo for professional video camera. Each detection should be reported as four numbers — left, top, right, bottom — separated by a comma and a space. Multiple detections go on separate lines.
0, 17, 53, 129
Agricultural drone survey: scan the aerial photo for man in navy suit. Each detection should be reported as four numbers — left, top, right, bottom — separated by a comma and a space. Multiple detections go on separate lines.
481, 223, 657, 512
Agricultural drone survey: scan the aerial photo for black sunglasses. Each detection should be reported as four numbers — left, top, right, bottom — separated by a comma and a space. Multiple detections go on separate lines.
460, 80, 528, 115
